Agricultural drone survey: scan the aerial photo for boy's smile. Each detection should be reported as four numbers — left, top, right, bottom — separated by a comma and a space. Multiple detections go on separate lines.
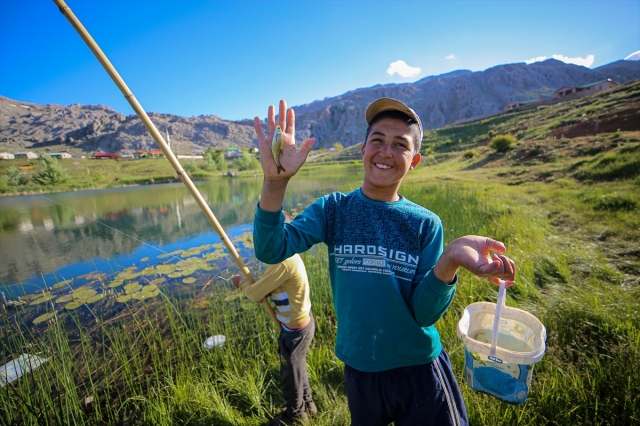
361, 118, 421, 202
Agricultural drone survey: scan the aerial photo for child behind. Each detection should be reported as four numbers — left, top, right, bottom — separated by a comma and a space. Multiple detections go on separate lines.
232, 252, 316, 425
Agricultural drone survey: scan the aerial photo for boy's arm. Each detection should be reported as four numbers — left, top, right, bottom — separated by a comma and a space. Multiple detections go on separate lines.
254, 197, 326, 264
253, 100, 315, 212
231, 262, 294, 303
410, 224, 458, 327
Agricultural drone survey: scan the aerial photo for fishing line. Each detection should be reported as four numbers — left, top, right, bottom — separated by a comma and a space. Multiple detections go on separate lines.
37, 194, 184, 264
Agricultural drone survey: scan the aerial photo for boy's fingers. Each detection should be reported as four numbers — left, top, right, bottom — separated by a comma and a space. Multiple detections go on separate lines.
253, 117, 266, 141
285, 108, 295, 137
278, 100, 287, 130
486, 238, 506, 253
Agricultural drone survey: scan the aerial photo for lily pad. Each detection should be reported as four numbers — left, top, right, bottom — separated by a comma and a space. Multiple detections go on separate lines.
52, 279, 74, 289
30, 293, 55, 305
131, 291, 157, 301
125, 283, 142, 294
149, 278, 166, 286
56, 294, 74, 303
108, 280, 124, 288
167, 272, 183, 278
141, 267, 156, 276
142, 284, 158, 293
157, 253, 170, 259
116, 294, 132, 303
155, 265, 174, 274
182, 277, 196, 284
65, 300, 85, 310
140, 257, 150, 262
204, 250, 226, 261
33, 312, 56, 325
73, 289, 97, 300
86, 293, 105, 304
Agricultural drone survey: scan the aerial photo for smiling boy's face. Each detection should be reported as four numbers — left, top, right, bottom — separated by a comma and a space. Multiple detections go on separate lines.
360, 117, 421, 202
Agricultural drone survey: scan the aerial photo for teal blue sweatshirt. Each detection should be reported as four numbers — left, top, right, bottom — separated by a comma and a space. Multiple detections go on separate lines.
254, 188, 456, 372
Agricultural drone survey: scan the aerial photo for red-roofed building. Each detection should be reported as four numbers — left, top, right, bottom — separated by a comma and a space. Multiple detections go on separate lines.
148, 149, 164, 158
94, 152, 121, 160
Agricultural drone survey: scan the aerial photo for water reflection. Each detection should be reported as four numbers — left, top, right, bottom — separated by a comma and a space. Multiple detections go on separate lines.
0, 172, 362, 293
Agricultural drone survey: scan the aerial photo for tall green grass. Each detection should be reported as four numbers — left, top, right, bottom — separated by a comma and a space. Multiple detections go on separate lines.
2, 179, 638, 425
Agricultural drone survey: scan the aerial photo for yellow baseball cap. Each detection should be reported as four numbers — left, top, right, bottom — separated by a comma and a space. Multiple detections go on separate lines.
365, 97, 423, 136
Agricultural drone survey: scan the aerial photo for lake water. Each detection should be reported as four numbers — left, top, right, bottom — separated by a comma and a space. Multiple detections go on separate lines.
0, 171, 363, 301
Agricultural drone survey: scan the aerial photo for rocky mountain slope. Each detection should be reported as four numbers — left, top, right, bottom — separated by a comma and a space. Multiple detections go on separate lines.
2, 58, 639, 154
0, 99, 257, 155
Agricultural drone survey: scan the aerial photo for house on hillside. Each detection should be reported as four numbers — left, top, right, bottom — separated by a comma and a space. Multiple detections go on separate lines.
45, 152, 72, 159
148, 149, 164, 158
135, 150, 146, 159
0, 152, 15, 160
15, 152, 38, 159
505, 98, 541, 111
554, 79, 619, 98
94, 152, 121, 160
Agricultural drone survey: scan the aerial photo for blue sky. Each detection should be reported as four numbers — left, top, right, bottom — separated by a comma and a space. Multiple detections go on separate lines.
1, 0, 639, 120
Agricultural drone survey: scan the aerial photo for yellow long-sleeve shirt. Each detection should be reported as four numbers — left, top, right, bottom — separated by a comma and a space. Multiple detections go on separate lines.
239, 254, 311, 328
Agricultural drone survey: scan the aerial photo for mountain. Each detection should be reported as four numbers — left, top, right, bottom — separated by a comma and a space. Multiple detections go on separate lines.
2, 59, 639, 154
291, 59, 640, 147
0, 98, 258, 155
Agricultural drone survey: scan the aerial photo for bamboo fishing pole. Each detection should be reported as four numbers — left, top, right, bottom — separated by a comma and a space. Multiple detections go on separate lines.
53, 0, 281, 331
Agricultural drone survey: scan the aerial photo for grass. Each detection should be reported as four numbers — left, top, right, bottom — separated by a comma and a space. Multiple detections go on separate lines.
2, 175, 639, 425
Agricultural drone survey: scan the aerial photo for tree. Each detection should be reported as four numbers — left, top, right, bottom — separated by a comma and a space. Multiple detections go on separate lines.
333, 142, 344, 151
234, 152, 260, 171
32, 156, 69, 185
5, 166, 29, 186
489, 134, 516, 153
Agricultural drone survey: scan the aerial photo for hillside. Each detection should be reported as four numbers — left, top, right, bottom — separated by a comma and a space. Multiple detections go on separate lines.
1, 59, 639, 155
0, 97, 258, 156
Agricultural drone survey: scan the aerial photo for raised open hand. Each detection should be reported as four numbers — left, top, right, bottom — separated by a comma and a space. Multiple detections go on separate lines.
253, 100, 316, 181
434, 235, 516, 287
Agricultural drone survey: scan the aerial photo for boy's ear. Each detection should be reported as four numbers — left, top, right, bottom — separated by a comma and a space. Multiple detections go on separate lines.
410, 153, 421, 169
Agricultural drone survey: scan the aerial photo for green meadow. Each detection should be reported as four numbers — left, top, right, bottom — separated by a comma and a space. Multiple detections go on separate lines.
1, 79, 639, 425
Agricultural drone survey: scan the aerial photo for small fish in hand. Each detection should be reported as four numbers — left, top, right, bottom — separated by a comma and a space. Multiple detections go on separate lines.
271, 125, 286, 173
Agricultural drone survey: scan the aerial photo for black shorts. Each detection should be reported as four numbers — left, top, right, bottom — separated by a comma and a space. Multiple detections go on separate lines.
345, 349, 468, 426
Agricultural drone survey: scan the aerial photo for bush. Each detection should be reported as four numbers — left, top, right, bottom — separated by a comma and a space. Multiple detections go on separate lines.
4, 166, 29, 186
463, 150, 477, 159
200, 152, 226, 172
32, 156, 69, 185
183, 160, 198, 173
234, 152, 260, 171
489, 134, 516, 153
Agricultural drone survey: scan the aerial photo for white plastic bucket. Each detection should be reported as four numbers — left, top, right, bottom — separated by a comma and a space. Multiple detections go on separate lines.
457, 281, 546, 404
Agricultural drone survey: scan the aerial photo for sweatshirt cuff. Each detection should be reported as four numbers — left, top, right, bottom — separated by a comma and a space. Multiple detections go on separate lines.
255, 203, 284, 226
424, 269, 458, 297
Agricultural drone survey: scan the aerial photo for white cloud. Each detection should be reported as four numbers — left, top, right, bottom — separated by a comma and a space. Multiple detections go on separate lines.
386, 60, 421, 78
445, 54, 455, 60
625, 50, 640, 61
525, 54, 595, 67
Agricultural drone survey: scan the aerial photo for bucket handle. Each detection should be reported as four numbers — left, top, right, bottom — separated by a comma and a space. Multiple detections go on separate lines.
490, 280, 507, 356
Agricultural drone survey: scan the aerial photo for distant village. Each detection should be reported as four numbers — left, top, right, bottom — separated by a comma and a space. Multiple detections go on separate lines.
0, 146, 259, 161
